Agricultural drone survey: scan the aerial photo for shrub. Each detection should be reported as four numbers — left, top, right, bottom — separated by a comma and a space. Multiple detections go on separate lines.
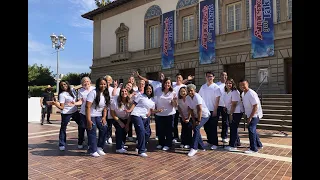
29, 86, 57, 97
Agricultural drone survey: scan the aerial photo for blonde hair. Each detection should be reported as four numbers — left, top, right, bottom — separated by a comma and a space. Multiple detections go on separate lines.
104, 75, 113, 82
81, 76, 91, 84
128, 75, 136, 87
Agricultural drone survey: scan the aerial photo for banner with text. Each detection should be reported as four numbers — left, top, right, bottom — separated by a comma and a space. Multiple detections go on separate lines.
251, 0, 274, 58
199, 0, 216, 64
161, 10, 175, 69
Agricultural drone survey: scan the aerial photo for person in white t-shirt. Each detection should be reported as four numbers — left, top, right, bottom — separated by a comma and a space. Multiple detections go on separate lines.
128, 75, 138, 92
223, 78, 244, 151
110, 87, 132, 154
177, 87, 192, 149
122, 82, 137, 142
198, 71, 221, 150
52, 80, 81, 151
239, 79, 263, 154
86, 77, 111, 157
185, 84, 211, 157
135, 79, 145, 95
216, 71, 229, 143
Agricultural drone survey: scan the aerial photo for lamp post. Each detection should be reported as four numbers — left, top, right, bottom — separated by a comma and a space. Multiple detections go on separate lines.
50, 33, 67, 94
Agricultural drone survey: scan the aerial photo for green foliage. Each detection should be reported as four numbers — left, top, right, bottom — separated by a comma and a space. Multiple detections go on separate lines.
28, 63, 55, 86
29, 85, 57, 97
62, 72, 91, 85
95, 0, 111, 8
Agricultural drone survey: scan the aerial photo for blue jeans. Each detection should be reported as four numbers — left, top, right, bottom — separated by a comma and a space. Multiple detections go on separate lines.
106, 118, 114, 139
79, 114, 88, 145
204, 112, 218, 145
87, 116, 108, 154
180, 119, 192, 146
229, 113, 242, 147
248, 117, 263, 151
131, 115, 151, 154
59, 111, 82, 147
112, 118, 128, 150
173, 110, 180, 139
158, 115, 174, 147
192, 117, 210, 150
217, 106, 228, 139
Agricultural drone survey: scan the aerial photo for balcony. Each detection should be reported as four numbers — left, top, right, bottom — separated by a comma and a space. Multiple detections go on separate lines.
110, 51, 132, 63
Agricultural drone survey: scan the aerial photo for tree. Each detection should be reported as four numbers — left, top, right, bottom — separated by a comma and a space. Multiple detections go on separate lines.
95, 0, 111, 8
28, 64, 55, 86
28, 64, 40, 83
62, 73, 81, 85
79, 72, 91, 80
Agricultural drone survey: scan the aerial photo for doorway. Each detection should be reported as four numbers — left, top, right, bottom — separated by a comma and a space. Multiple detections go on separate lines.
224, 63, 245, 90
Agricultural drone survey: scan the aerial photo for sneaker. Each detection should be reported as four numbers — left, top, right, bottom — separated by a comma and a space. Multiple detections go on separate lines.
116, 148, 127, 153
180, 144, 184, 148
139, 153, 148, 157
172, 139, 178, 143
41, 122, 43, 125
188, 148, 198, 157
162, 146, 169, 151
155, 136, 159, 140
258, 146, 263, 149
210, 145, 218, 150
224, 146, 231, 150
47, 121, 52, 124
229, 147, 239, 152
123, 145, 128, 149
97, 147, 106, 156
77, 145, 83, 149
183, 145, 190, 149
128, 137, 134, 141
59, 146, 65, 151
107, 137, 113, 144
244, 149, 257, 154
90, 152, 100, 157
156, 145, 162, 149
135, 148, 147, 152
222, 139, 229, 143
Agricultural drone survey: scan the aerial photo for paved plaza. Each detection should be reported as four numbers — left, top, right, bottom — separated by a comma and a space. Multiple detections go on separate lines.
28, 114, 292, 180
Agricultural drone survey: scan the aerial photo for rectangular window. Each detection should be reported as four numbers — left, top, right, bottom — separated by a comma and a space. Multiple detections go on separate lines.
182, 15, 195, 41
288, 0, 292, 20
149, 25, 158, 48
227, 2, 242, 32
119, 37, 126, 53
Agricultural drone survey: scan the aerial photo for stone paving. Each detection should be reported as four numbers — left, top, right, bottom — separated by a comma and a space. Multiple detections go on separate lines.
28, 115, 292, 180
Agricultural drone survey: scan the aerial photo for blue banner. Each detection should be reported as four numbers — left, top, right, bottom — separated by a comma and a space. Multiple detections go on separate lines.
199, 0, 216, 64
251, 0, 274, 58
161, 10, 175, 69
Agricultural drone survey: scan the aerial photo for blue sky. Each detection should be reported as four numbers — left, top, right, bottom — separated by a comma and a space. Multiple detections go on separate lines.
28, 0, 106, 75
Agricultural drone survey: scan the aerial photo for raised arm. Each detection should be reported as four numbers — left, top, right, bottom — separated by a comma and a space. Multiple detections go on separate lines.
135, 71, 149, 82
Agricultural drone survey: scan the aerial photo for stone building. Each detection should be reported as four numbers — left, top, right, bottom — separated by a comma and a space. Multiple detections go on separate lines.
82, 0, 292, 94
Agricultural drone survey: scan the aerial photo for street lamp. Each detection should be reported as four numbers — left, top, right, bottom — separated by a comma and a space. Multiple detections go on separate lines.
50, 33, 67, 94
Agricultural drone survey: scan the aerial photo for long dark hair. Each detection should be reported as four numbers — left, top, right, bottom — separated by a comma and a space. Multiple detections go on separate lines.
224, 78, 238, 92
144, 84, 154, 99
161, 77, 173, 92
117, 87, 131, 109
125, 82, 134, 94
58, 80, 74, 100
94, 77, 110, 108
178, 87, 187, 99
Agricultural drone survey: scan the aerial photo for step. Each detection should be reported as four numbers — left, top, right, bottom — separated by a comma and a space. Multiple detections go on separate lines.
259, 118, 292, 126
263, 114, 292, 120
261, 94, 292, 98
262, 101, 292, 106
261, 98, 292, 102
262, 105, 292, 110
263, 109, 292, 115
238, 123, 292, 132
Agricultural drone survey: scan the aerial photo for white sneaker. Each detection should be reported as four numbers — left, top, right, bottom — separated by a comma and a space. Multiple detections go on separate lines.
244, 149, 257, 154
156, 145, 162, 149
172, 139, 177, 143
77, 145, 83, 149
116, 148, 127, 153
107, 138, 113, 144
97, 147, 106, 156
180, 144, 184, 148
224, 146, 231, 150
229, 147, 239, 152
184, 145, 190, 149
222, 139, 229, 143
90, 152, 100, 157
123, 145, 128, 149
155, 136, 159, 140
59, 146, 65, 151
188, 148, 198, 157
258, 146, 263, 149
135, 148, 147, 152
139, 153, 148, 157
162, 146, 169, 151
128, 137, 134, 141
210, 145, 218, 150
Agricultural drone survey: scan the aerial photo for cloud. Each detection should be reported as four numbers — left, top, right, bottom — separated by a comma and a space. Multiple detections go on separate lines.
68, 0, 96, 28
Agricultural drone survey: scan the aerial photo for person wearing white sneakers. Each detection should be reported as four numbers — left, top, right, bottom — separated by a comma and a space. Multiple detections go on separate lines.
198, 71, 221, 150
239, 79, 263, 154
223, 78, 244, 152
86, 77, 111, 157
178, 87, 192, 149
154, 77, 178, 151
110, 87, 132, 154
185, 84, 211, 157
216, 72, 229, 143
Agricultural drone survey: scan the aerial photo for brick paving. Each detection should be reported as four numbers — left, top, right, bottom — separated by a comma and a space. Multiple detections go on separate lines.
29, 115, 292, 180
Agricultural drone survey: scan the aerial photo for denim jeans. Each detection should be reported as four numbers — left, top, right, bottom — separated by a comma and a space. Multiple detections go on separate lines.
217, 106, 228, 139
59, 111, 82, 147
248, 117, 263, 151
87, 116, 108, 154
229, 113, 242, 147
112, 118, 128, 150
173, 110, 180, 139
180, 119, 192, 146
192, 117, 210, 150
131, 115, 151, 154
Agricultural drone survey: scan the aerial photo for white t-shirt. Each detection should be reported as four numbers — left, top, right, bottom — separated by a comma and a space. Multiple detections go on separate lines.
178, 98, 189, 119
133, 86, 138, 92
148, 80, 177, 97
107, 86, 119, 119
198, 83, 222, 111
110, 98, 130, 119
223, 90, 244, 114
173, 83, 186, 110
155, 91, 177, 116
242, 89, 263, 119
59, 92, 78, 114
131, 94, 155, 118
216, 81, 226, 107
86, 90, 108, 117
78, 86, 95, 115
186, 93, 210, 118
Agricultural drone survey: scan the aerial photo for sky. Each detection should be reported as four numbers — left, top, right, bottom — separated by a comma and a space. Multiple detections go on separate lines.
28, 0, 112, 75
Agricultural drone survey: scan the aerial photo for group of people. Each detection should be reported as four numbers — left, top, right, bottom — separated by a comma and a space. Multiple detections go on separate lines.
40, 71, 263, 157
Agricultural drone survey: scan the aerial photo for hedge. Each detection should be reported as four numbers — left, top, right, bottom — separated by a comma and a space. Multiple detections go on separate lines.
29, 85, 57, 97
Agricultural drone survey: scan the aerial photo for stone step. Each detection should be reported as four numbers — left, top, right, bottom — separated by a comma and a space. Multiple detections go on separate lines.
262, 101, 292, 106
263, 109, 292, 115
238, 123, 292, 132
261, 98, 292, 102
259, 119, 292, 126
262, 105, 292, 110
263, 114, 292, 120
261, 94, 292, 98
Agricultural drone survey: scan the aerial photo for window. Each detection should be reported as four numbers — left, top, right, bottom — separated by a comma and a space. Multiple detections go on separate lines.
227, 2, 241, 32
288, 0, 292, 20
119, 37, 127, 53
182, 15, 195, 41
149, 25, 158, 48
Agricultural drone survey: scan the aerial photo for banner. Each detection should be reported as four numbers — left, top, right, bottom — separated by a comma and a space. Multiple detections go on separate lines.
161, 10, 175, 69
199, 0, 216, 64
251, 0, 274, 58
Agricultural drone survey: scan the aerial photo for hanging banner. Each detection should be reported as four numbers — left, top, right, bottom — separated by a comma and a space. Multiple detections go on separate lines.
161, 10, 175, 69
199, 0, 216, 64
251, 0, 274, 58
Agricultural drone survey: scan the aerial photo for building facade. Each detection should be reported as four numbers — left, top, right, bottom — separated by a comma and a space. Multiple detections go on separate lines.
82, 0, 292, 94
